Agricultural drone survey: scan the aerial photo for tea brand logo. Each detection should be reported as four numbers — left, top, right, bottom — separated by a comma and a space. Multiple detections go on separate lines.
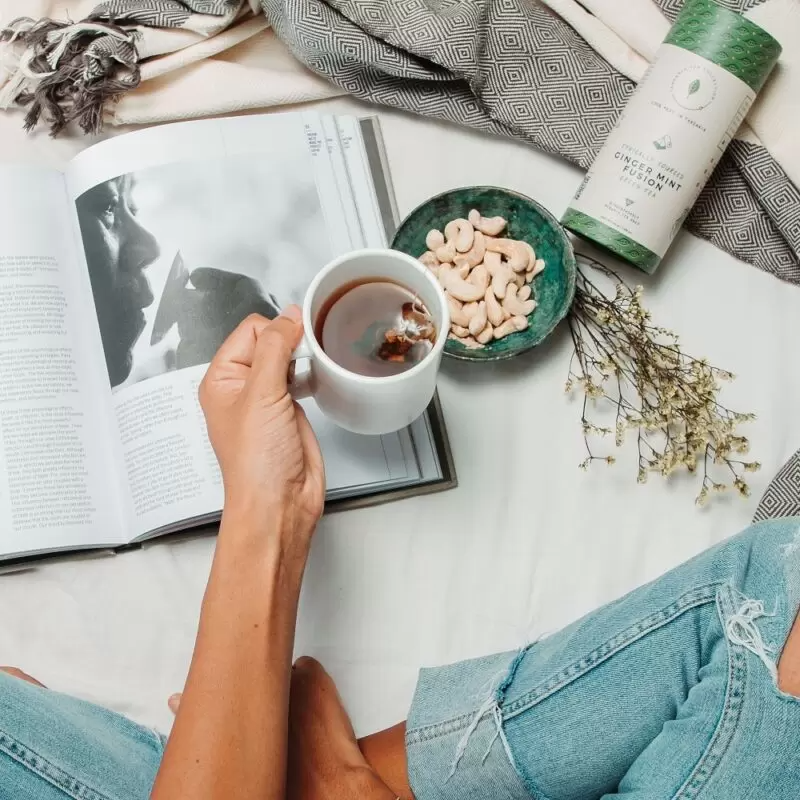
653, 134, 673, 151
671, 66, 717, 111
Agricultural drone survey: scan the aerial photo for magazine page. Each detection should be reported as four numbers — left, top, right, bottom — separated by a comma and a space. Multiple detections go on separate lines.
64, 112, 416, 540
0, 166, 130, 557
336, 116, 387, 249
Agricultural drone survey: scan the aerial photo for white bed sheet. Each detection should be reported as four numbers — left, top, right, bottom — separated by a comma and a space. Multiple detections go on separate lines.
1, 97, 799, 738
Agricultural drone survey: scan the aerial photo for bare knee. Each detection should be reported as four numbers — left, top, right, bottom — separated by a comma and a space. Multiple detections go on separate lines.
293, 656, 326, 680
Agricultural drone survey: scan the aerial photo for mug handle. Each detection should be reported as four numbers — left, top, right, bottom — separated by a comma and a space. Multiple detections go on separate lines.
289, 336, 313, 400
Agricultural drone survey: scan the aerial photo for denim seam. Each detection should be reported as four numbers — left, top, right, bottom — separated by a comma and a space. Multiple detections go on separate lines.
502, 584, 721, 720
406, 711, 478, 745
0, 728, 112, 800
672, 585, 748, 800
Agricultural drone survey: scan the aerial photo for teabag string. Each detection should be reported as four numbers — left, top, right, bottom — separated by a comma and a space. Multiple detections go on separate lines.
377, 298, 436, 364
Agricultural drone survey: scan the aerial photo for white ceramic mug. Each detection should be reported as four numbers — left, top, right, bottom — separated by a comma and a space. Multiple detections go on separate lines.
291, 248, 449, 435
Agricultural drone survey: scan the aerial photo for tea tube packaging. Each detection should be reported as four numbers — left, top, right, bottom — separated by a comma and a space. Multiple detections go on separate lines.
561, 0, 781, 273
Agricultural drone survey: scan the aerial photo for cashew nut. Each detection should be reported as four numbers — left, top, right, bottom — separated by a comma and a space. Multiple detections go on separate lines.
483, 250, 514, 298
462, 301, 479, 320
486, 238, 529, 272
468, 300, 488, 337
468, 209, 507, 237
447, 296, 470, 328
484, 287, 504, 327
493, 315, 529, 339
483, 250, 502, 275
468, 263, 489, 294
463, 230, 486, 268
503, 285, 536, 317
476, 322, 494, 345
426, 229, 445, 251
419, 251, 439, 269
525, 258, 545, 284
521, 241, 536, 271
517, 285, 532, 301
454, 259, 471, 279
514, 272, 525, 289
443, 219, 459, 241
444, 218, 474, 254
435, 242, 456, 263
450, 324, 470, 338
445, 271, 485, 303
456, 335, 484, 350
437, 264, 452, 288
491, 263, 515, 300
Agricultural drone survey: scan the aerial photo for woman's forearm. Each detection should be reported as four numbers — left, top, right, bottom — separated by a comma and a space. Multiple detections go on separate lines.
152, 310, 325, 798
152, 509, 310, 800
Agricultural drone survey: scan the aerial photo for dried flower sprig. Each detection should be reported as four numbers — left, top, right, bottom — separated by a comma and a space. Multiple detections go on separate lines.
566, 256, 760, 505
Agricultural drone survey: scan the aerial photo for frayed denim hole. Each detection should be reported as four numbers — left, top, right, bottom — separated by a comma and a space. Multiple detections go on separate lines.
725, 588, 779, 684
446, 646, 529, 783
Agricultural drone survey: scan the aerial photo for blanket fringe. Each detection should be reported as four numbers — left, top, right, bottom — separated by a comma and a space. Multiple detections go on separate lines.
0, 16, 140, 136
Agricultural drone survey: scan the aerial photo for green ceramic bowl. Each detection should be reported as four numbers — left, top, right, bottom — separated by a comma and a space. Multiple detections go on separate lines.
392, 186, 576, 362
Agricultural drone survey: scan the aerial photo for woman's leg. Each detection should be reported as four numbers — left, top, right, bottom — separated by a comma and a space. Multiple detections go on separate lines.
360, 723, 412, 799
0, 669, 164, 799
779, 608, 800, 695
289, 519, 800, 800
395, 518, 800, 800
6, 519, 800, 800
287, 657, 398, 800
356, 607, 800, 800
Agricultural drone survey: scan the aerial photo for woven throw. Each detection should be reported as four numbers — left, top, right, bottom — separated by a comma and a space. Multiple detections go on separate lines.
754, 449, 800, 522
1, 0, 799, 285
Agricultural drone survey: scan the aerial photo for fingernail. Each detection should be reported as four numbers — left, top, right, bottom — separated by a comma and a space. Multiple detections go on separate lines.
280, 305, 302, 322
168, 693, 182, 713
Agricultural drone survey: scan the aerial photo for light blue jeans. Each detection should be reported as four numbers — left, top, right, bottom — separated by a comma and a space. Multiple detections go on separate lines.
2, 519, 799, 799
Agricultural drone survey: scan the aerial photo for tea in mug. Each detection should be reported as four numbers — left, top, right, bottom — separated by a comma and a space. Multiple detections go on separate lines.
314, 279, 436, 377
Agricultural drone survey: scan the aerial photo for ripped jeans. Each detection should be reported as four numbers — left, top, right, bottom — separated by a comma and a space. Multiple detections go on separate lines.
0, 520, 798, 799
406, 518, 800, 799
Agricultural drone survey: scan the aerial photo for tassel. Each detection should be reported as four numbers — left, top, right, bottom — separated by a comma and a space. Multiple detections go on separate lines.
0, 16, 140, 136
0, 19, 37, 109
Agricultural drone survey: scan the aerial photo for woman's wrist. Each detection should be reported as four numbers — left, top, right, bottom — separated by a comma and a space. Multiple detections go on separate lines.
218, 498, 315, 564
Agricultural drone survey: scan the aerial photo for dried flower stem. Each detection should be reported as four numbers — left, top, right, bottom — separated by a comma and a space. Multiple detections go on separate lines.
566, 256, 760, 505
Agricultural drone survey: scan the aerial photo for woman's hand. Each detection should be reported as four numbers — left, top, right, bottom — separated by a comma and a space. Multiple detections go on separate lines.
199, 308, 325, 542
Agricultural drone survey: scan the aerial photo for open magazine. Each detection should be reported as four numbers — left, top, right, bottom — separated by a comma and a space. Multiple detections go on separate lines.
0, 112, 455, 563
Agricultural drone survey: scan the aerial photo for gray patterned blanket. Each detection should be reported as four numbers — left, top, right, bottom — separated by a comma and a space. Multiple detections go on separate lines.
755, 449, 800, 523
1, 0, 798, 286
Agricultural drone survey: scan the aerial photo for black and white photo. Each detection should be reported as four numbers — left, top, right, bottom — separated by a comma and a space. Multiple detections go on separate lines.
75, 154, 329, 390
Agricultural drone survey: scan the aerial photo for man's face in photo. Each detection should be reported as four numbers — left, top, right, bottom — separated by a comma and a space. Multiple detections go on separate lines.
78, 175, 160, 387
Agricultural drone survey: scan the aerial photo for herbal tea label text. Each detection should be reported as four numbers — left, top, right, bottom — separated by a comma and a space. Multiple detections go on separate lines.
568, 44, 753, 258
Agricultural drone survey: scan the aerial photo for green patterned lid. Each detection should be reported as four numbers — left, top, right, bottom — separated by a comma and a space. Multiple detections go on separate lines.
561, 209, 661, 274
665, 0, 781, 92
